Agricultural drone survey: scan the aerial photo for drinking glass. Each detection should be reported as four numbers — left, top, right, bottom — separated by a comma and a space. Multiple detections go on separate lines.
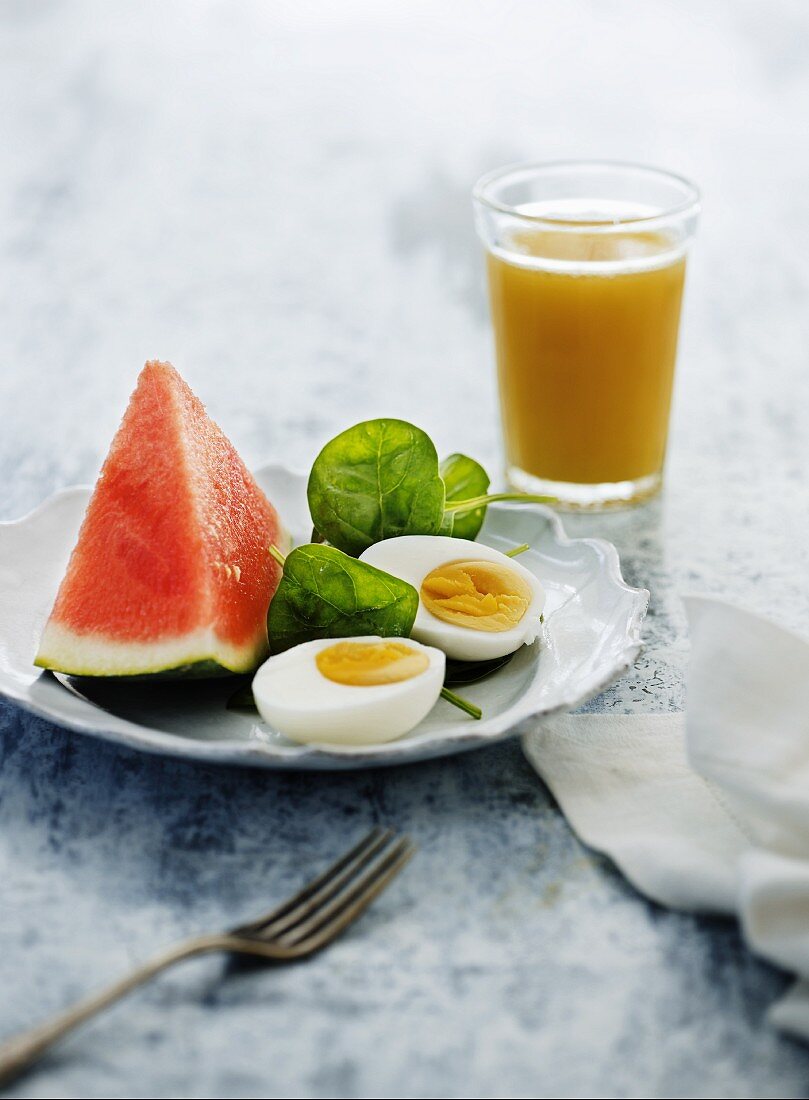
473, 161, 700, 509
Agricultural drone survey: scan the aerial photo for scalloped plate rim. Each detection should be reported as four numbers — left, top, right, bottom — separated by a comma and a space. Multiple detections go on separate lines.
0, 466, 649, 770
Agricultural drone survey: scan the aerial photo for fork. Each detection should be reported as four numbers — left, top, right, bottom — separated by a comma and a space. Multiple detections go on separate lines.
0, 827, 415, 1087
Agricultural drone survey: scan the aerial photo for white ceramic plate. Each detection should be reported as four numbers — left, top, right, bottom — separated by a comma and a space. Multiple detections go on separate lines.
0, 466, 648, 770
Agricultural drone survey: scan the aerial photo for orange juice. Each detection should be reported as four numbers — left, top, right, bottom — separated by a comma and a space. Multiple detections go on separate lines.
486, 222, 686, 491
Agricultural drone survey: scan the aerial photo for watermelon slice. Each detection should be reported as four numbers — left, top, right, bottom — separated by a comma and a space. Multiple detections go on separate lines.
35, 361, 286, 678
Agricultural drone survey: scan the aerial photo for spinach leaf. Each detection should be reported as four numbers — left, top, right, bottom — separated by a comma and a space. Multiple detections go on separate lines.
308, 418, 555, 556
268, 543, 419, 654
227, 681, 258, 711
440, 453, 491, 540
307, 419, 446, 556
444, 652, 516, 685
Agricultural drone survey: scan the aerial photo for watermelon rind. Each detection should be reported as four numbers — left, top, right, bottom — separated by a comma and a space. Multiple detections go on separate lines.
35, 657, 243, 681
34, 623, 268, 679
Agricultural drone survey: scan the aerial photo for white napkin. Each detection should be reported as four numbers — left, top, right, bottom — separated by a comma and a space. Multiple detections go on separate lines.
523, 596, 809, 1040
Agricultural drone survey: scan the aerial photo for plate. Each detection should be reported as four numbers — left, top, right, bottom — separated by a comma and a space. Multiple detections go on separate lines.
0, 466, 648, 770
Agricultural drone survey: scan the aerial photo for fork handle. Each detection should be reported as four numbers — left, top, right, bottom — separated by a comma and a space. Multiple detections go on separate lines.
0, 932, 233, 1087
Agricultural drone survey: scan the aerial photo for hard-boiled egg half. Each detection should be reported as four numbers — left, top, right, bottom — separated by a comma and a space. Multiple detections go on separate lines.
360, 536, 545, 661
252, 636, 445, 746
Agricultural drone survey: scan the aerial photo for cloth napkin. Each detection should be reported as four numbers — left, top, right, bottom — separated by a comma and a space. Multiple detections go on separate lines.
522, 595, 809, 1040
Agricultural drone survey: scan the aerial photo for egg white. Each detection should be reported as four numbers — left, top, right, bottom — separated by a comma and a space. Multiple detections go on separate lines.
252, 636, 445, 746
359, 536, 545, 661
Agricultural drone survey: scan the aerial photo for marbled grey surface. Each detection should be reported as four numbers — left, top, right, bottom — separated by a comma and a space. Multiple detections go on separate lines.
2, 1, 809, 1097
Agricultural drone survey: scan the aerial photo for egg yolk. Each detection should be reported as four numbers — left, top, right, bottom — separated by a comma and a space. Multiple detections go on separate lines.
420, 560, 532, 633
316, 641, 429, 687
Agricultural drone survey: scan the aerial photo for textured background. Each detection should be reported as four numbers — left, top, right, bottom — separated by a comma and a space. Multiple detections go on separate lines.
2, 1, 809, 1097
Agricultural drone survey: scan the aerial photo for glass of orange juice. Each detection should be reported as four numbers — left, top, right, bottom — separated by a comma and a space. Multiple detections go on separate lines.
474, 161, 700, 509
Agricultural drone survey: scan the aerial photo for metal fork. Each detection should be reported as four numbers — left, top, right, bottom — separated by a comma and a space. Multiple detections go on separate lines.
0, 827, 415, 1087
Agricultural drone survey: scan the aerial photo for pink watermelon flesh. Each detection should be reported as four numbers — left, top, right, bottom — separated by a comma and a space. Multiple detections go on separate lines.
35, 360, 285, 677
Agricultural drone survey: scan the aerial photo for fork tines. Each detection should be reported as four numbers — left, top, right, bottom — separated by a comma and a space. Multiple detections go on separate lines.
233, 827, 415, 954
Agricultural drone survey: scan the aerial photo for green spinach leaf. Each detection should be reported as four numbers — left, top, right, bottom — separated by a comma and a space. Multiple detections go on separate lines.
440, 453, 491, 540
268, 543, 420, 654
308, 418, 555, 555
444, 652, 516, 685
227, 681, 258, 711
307, 419, 446, 556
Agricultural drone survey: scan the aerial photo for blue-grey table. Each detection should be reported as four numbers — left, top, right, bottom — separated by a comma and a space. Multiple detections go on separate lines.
2, 2, 809, 1097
